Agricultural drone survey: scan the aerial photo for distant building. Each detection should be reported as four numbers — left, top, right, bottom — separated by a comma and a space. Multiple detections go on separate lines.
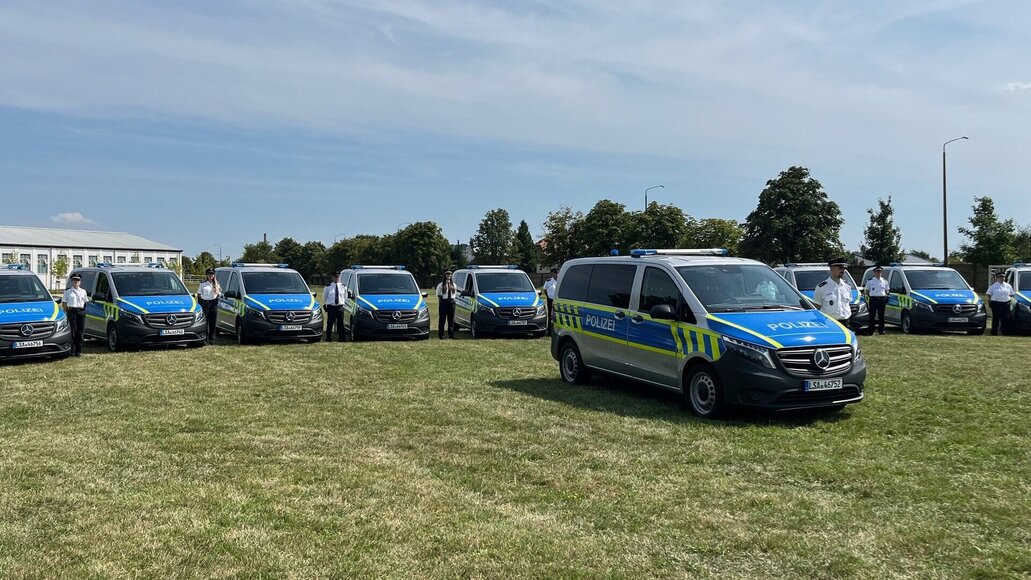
0, 225, 182, 289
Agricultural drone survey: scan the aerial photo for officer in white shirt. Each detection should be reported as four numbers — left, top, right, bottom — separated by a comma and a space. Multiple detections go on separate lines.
322, 272, 347, 342
864, 266, 890, 335
813, 258, 853, 323
435, 270, 458, 339
195, 268, 221, 344
543, 267, 558, 334
62, 273, 88, 356
986, 272, 1014, 335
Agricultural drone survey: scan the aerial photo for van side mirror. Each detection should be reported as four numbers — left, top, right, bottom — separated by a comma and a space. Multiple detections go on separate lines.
312, 292, 317, 298
421, 291, 428, 298
537, 289, 543, 296
54, 297, 63, 304
649, 304, 676, 320
347, 289, 355, 299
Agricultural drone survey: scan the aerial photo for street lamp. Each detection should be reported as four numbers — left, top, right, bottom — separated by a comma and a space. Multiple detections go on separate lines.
213, 245, 222, 261
942, 136, 968, 265
644, 185, 664, 210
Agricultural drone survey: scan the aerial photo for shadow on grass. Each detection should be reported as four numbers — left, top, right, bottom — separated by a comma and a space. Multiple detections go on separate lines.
489, 375, 852, 428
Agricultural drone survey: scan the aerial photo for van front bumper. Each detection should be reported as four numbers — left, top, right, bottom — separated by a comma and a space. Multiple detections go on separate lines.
118, 316, 208, 346
714, 355, 867, 411
0, 325, 72, 360
242, 313, 322, 341
910, 307, 986, 331
353, 313, 430, 339
474, 310, 548, 334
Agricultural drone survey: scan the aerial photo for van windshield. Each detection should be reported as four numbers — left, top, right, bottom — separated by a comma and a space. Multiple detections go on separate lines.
242, 271, 310, 294
794, 269, 858, 291
112, 272, 189, 296
358, 273, 418, 295
904, 269, 968, 290
677, 264, 811, 312
1020, 273, 1031, 292
476, 272, 534, 293
0, 275, 51, 303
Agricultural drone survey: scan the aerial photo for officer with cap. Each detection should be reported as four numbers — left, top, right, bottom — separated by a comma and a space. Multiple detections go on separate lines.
543, 267, 559, 334
323, 272, 347, 342
195, 268, 221, 344
986, 271, 1014, 335
62, 272, 88, 356
813, 258, 854, 324
864, 266, 889, 335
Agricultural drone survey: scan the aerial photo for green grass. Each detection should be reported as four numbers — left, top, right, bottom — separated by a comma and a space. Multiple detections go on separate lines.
1, 317, 1029, 577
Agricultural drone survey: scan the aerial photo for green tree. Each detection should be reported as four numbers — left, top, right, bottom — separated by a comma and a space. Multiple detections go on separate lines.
1013, 225, 1031, 262
294, 241, 326, 280
906, 249, 938, 262
450, 241, 470, 270
580, 200, 629, 256
167, 258, 182, 276
682, 218, 744, 254
512, 220, 540, 273
625, 202, 689, 250
541, 207, 584, 267
191, 251, 218, 275
740, 166, 845, 264
240, 240, 279, 263
862, 196, 903, 265
274, 237, 303, 269
53, 254, 69, 285
958, 196, 1016, 267
471, 208, 514, 264
321, 235, 394, 273
393, 222, 452, 286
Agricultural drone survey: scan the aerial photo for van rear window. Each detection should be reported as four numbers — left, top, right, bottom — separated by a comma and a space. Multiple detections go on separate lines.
557, 265, 592, 302
586, 264, 635, 309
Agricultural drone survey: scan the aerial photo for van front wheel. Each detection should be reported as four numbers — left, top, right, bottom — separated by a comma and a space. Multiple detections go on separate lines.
559, 341, 590, 385
107, 324, 121, 352
901, 311, 914, 334
684, 364, 725, 418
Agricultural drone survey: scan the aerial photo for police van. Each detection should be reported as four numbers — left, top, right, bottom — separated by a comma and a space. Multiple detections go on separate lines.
774, 263, 869, 330
552, 249, 866, 417
339, 265, 429, 341
1003, 263, 1031, 333
214, 263, 322, 344
859, 263, 986, 335
68, 262, 207, 351
453, 265, 548, 338
0, 264, 71, 361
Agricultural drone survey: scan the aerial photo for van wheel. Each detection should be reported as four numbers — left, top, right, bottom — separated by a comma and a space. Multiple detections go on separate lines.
559, 341, 590, 384
684, 364, 725, 418
901, 311, 914, 334
236, 318, 248, 345
348, 323, 360, 343
107, 324, 121, 352
470, 318, 480, 339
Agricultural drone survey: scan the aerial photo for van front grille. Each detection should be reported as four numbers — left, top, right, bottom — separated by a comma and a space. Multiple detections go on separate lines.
373, 310, 418, 323
267, 310, 313, 324
0, 321, 56, 340
776, 345, 853, 378
144, 313, 196, 328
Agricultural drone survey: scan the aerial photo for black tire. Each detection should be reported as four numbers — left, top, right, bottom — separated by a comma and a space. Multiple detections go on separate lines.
470, 317, 480, 339
683, 364, 725, 418
235, 318, 248, 345
558, 340, 590, 385
348, 322, 360, 343
107, 323, 121, 352
967, 327, 985, 336
901, 311, 914, 334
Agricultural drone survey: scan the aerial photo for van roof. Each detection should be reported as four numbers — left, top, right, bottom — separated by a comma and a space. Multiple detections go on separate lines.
562, 255, 759, 268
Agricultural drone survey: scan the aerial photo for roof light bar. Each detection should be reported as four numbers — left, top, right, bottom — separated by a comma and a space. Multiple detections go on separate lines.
231, 262, 290, 268
467, 264, 519, 269
1014, 262, 1028, 267
5, 264, 27, 270
889, 261, 945, 267
350, 265, 405, 270
630, 248, 729, 258
783, 262, 827, 267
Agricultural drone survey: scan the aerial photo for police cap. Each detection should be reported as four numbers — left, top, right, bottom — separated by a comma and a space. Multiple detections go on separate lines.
69, 273, 82, 280
444, 270, 453, 275
873, 266, 883, 272
828, 258, 848, 267
205, 268, 215, 275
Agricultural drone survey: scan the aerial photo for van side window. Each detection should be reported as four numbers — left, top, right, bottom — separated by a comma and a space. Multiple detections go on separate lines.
227, 273, 240, 296
558, 265, 592, 302
639, 267, 681, 312
94, 274, 111, 300
889, 271, 905, 294
453, 272, 466, 290
464, 273, 475, 293
586, 264, 635, 309
76, 270, 98, 293
340, 272, 351, 287
215, 271, 230, 290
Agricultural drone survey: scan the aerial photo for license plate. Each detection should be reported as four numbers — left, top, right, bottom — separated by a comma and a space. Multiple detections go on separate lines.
948, 317, 967, 323
279, 325, 303, 331
13, 340, 44, 349
159, 329, 185, 336
804, 378, 843, 391
387, 323, 408, 329
508, 320, 528, 326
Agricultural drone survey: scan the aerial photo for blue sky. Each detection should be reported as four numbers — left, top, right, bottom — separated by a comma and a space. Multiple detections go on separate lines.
1, 0, 1029, 259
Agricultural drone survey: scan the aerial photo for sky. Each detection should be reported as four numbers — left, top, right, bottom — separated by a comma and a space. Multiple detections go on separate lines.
1, 0, 1029, 260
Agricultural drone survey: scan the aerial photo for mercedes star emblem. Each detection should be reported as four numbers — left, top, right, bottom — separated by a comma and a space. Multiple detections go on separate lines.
512, 308, 522, 318
953, 304, 963, 314
286, 311, 296, 322
392, 310, 402, 321
20, 323, 34, 337
166, 314, 178, 325
813, 349, 831, 370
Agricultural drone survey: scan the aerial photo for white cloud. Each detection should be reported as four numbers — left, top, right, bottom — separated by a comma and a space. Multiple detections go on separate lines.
50, 212, 96, 225
1005, 81, 1031, 91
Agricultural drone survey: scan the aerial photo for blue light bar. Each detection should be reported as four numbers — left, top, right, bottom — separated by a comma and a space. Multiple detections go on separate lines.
783, 262, 826, 267
630, 248, 729, 258
97, 261, 113, 267
5, 264, 26, 270
610, 249, 620, 256
351, 265, 405, 270
467, 265, 518, 269
1014, 262, 1028, 267
231, 262, 290, 268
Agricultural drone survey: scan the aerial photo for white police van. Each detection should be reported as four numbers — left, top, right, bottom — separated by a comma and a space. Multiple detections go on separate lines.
1003, 263, 1031, 333
339, 265, 429, 341
0, 264, 71, 361
774, 262, 869, 330
214, 263, 322, 344
453, 265, 547, 338
859, 263, 986, 335
68, 262, 208, 351
552, 249, 866, 417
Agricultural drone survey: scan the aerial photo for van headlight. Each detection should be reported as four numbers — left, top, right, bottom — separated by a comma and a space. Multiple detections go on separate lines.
978, 302, 987, 313
535, 304, 547, 317
195, 308, 205, 321
914, 301, 933, 312
119, 309, 143, 323
723, 336, 776, 369
56, 318, 69, 332
852, 342, 863, 364
857, 302, 868, 314
311, 307, 323, 321
1020, 303, 1031, 313
359, 307, 374, 318
416, 306, 429, 320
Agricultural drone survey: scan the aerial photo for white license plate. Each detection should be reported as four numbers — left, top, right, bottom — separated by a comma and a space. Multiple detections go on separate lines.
279, 325, 303, 331
159, 329, 185, 336
508, 320, 528, 325
13, 340, 44, 349
804, 378, 843, 391
387, 323, 408, 329
948, 317, 967, 323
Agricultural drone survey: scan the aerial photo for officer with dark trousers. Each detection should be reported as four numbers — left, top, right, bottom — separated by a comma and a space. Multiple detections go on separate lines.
323, 272, 346, 341
986, 272, 1014, 335
196, 268, 221, 344
864, 266, 889, 335
543, 267, 558, 334
62, 273, 88, 357
436, 270, 457, 339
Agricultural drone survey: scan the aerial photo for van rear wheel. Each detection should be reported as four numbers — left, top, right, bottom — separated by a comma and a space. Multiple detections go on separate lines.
684, 364, 725, 418
559, 341, 590, 385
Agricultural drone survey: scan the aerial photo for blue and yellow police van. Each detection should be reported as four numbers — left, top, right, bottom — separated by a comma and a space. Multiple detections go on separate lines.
338, 265, 429, 341
453, 265, 548, 338
774, 262, 869, 330
68, 262, 207, 351
1003, 263, 1031, 333
860, 263, 986, 335
0, 264, 71, 361
213, 263, 322, 344
552, 249, 866, 418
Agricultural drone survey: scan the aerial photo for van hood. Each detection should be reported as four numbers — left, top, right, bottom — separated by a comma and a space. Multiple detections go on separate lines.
706, 309, 853, 349
244, 293, 317, 311
478, 292, 541, 308
116, 295, 200, 314
0, 300, 64, 324
355, 294, 425, 310
909, 289, 980, 305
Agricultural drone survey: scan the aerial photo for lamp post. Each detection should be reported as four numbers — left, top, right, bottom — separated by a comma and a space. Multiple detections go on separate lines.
644, 185, 664, 211
213, 245, 222, 262
942, 137, 968, 265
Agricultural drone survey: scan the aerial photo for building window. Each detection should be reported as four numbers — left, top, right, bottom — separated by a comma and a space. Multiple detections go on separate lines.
1, 252, 14, 264
20, 253, 31, 267
103, 255, 113, 264
73, 255, 83, 268
88, 255, 98, 266
117, 256, 127, 263
37, 255, 49, 274
144, 256, 153, 263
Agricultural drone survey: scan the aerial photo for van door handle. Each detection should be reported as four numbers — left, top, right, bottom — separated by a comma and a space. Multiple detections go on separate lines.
613, 311, 626, 320
630, 315, 644, 323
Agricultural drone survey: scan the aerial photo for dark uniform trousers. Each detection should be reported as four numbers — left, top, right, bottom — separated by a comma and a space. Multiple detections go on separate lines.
868, 296, 888, 334
547, 298, 554, 334
200, 299, 218, 342
325, 305, 345, 341
67, 307, 85, 355
990, 301, 1010, 335
439, 299, 455, 339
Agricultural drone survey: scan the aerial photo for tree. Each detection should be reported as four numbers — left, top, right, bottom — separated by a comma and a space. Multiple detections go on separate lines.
167, 258, 182, 276
471, 208, 514, 264
450, 241, 470, 270
180, 255, 194, 275
191, 251, 218, 275
392, 222, 451, 286
906, 249, 939, 262
512, 220, 540, 273
740, 166, 845, 264
958, 196, 1016, 267
1013, 225, 1031, 262
580, 200, 629, 256
682, 218, 744, 255
625, 202, 689, 250
541, 207, 584, 267
240, 240, 278, 263
273, 237, 303, 269
53, 254, 69, 285
862, 196, 903, 265
294, 241, 326, 281
321, 235, 394, 273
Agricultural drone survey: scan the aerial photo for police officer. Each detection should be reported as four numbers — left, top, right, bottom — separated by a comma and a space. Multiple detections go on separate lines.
986, 272, 1014, 335
323, 272, 346, 342
813, 258, 853, 324
864, 266, 889, 335
435, 270, 457, 339
195, 268, 221, 345
62, 273, 88, 357
543, 267, 558, 334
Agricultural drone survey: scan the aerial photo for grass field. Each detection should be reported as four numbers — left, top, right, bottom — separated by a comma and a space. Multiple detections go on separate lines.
1, 305, 1029, 577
